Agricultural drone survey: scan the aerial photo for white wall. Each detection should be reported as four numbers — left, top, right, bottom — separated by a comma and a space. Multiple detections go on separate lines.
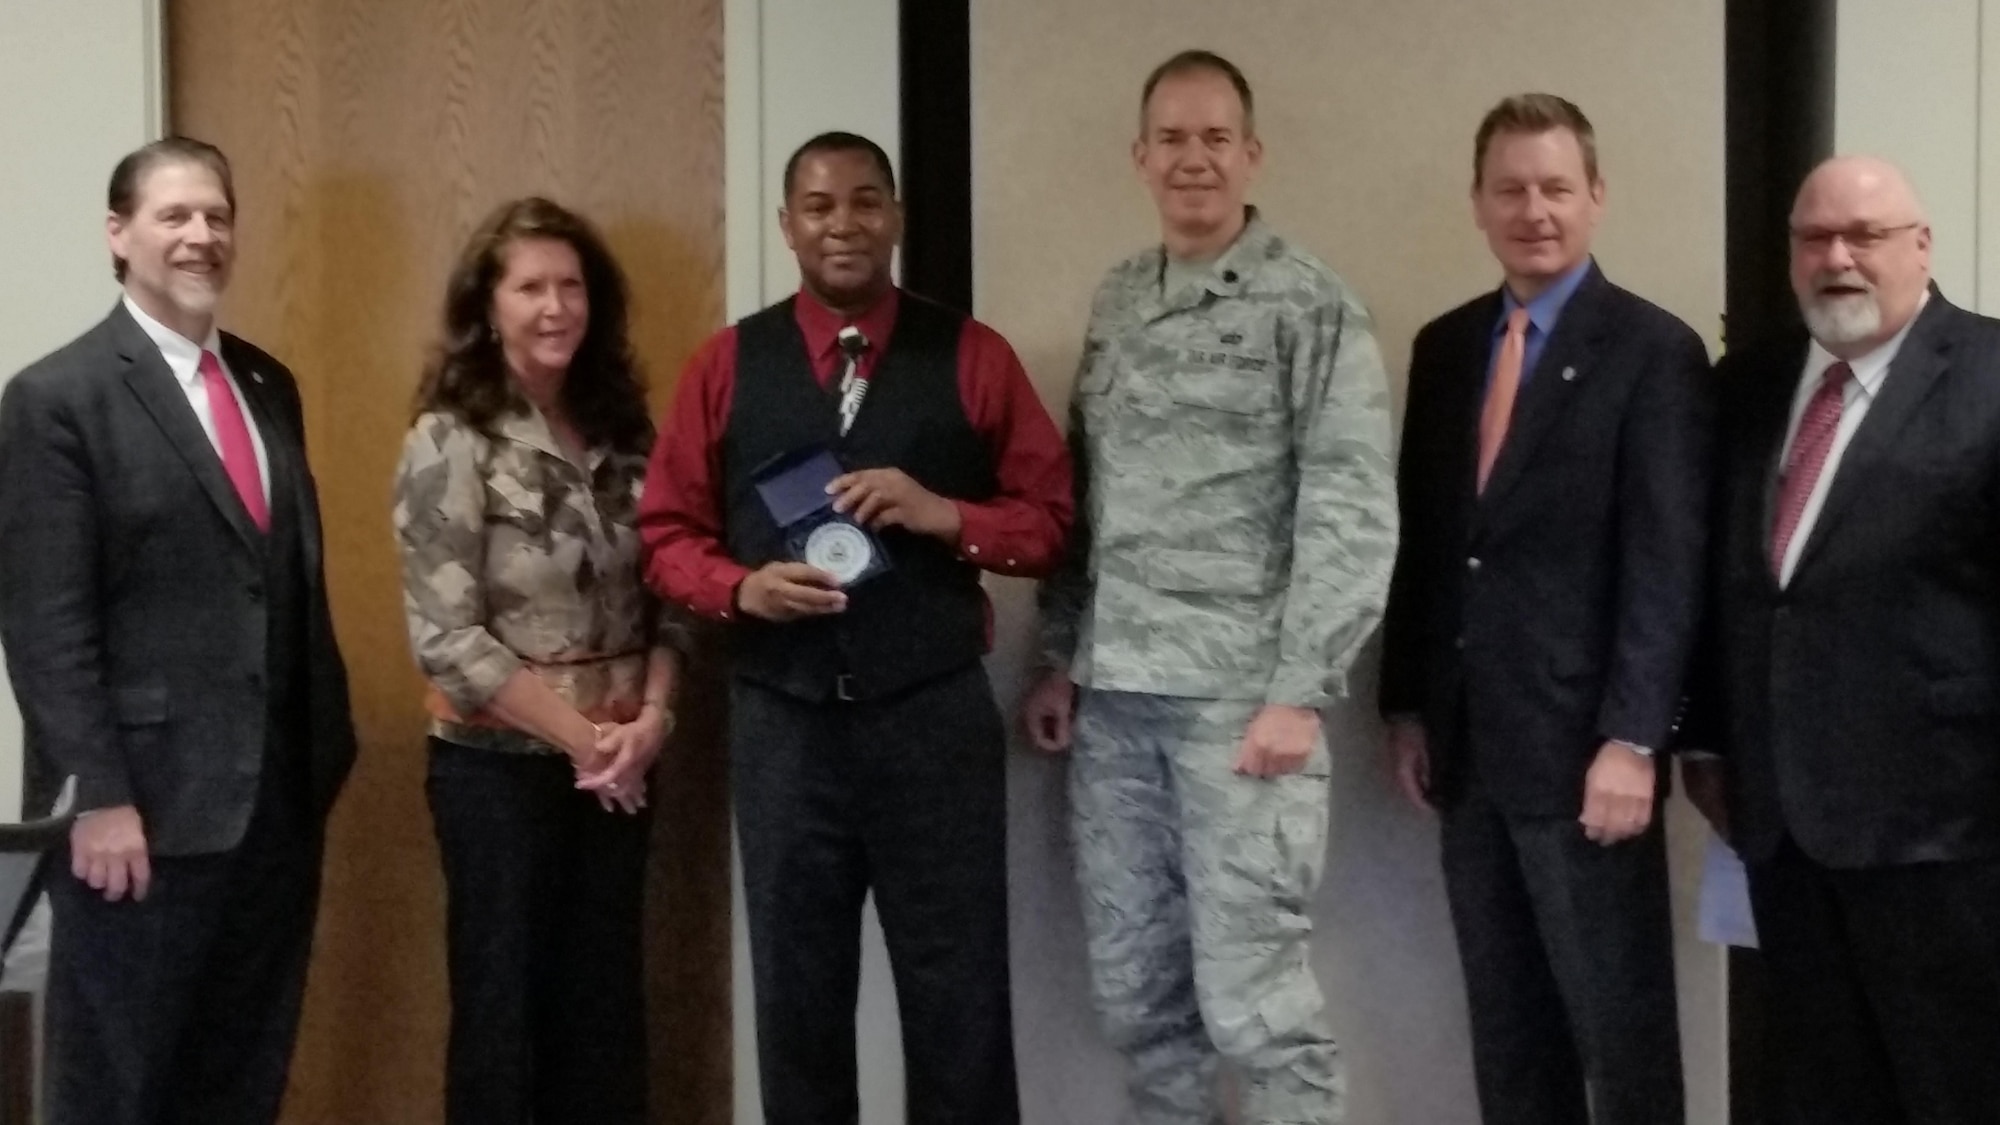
724, 1, 904, 1120
1834, 0, 2000, 318
1835, 0, 1986, 309
0, 0, 164, 821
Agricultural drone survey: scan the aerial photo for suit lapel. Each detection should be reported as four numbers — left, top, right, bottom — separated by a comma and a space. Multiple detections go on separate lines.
1440, 296, 1499, 526
1790, 297, 1956, 579
1477, 267, 1609, 506
111, 306, 262, 552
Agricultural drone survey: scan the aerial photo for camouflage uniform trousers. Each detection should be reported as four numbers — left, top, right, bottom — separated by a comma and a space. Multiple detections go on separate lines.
1069, 687, 1344, 1125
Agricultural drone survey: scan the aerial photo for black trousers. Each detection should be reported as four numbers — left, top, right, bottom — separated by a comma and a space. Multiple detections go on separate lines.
45, 780, 321, 1125
1748, 838, 2000, 1125
1439, 771, 1684, 1125
732, 666, 1018, 1125
426, 738, 652, 1125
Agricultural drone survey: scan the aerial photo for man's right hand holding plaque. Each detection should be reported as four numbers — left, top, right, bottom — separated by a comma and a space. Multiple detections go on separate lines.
736, 469, 960, 622
825, 467, 964, 541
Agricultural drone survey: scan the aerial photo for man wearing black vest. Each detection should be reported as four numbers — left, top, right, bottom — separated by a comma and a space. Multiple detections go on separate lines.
639, 131, 1073, 1124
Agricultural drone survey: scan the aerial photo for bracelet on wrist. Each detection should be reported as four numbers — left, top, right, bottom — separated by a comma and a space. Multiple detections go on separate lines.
641, 701, 677, 736
573, 722, 605, 762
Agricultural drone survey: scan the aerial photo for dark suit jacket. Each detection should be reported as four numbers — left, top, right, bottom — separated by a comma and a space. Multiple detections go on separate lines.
1687, 291, 2000, 868
1380, 264, 1715, 816
0, 304, 356, 856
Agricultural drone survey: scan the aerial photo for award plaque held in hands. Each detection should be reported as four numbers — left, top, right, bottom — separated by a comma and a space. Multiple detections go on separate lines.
751, 445, 892, 588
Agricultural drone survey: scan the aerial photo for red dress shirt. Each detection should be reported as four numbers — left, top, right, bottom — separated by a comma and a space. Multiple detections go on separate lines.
640, 288, 1073, 626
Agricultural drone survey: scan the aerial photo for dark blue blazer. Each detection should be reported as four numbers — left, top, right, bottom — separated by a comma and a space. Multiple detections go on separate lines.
1380, 264, 1715, 816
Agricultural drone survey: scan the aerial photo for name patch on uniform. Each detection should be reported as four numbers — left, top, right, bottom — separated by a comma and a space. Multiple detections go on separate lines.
1183, 347, 1271, 371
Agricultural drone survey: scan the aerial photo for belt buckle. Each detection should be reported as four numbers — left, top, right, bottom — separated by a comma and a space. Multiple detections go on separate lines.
834, 673, 858, 702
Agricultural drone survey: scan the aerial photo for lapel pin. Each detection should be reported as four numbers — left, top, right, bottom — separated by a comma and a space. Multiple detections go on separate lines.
252, 370, 265, 384
1561, 366, 1578, 382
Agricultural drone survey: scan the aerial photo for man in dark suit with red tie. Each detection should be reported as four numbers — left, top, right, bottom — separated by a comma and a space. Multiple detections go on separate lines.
1379, 94, 1713, 1125
0, 138, 355, 1125
1683, 155, 2000, 1124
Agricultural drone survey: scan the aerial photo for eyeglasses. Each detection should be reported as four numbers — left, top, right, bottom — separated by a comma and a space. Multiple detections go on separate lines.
1788, 222, 1921, 254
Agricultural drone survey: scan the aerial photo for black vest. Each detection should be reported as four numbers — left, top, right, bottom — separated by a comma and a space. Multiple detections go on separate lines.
723, 294, 996, 702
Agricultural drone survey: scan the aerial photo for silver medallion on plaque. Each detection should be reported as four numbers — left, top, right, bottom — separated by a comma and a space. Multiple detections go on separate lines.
805, 521, 874, 586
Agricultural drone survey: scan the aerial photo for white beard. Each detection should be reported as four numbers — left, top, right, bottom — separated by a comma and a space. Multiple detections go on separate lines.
1801, 290, 1882, 349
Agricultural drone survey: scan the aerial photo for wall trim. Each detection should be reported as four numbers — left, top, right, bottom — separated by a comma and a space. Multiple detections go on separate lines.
722, 3, 904, 1118
143, 0, 166, 137
725, 0, 766, 321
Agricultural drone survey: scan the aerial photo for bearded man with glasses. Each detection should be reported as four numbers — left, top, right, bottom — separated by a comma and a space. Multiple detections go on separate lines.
1683, 155, 2000, 1125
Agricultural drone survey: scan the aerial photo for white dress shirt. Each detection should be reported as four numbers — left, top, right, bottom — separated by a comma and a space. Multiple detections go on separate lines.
123, 295, 271, 506
1773, 294, 1928, 586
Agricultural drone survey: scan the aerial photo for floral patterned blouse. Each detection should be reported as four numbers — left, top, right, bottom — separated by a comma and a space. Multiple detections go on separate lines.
393, 407, 691, 754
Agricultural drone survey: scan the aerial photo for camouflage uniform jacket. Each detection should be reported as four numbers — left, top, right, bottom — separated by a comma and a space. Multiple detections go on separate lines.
394, 407, 692, 754
1038, 210, 1398, 709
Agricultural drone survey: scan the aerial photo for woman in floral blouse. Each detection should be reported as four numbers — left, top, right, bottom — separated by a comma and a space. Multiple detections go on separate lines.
392, 196, 687, 1125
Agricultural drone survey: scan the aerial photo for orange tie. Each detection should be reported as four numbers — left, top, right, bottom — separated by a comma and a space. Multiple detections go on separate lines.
1478, 308, 1530, 492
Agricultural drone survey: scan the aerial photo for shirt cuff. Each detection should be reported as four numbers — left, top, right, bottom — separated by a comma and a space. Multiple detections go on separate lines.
691, 560, 753, 622
434, 643, 527, 716
953, 501, 1033, 576
1610, 739, 1657, 759
1267, 663, 1337, 711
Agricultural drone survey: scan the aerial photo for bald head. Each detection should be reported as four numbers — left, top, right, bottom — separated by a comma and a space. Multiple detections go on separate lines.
1789, 155, 1933, 358
1795, 156, 1928, 226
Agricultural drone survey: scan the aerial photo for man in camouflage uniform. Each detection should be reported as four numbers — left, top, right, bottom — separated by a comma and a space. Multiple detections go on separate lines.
1022, 50, 1396, 1125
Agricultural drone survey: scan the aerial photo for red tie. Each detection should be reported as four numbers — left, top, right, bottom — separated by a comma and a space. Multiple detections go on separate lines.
1769, 361, 1851, 579
199, 349, 269, 532
1478, 308, 1531, 492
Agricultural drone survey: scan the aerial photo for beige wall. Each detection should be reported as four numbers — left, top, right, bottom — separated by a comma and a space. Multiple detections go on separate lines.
0, 0, 163, 821
973, 3, 1726, 1122
1834, 0, 2000, 317
1836, 0, 1983, 307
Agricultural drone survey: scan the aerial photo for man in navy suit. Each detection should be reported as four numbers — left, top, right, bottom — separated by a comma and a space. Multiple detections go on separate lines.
0, 138, 355, 1125
1683, 156, 2000, 1124
1379, 94, 1712, 1125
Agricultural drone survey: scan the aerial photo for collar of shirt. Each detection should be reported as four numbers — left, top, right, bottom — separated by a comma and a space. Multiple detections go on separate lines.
1797, 288, 1930, 409
123, 293, 225, 391
1150, 206, 1277, 300
1493, 257, 1594, 345
493, 404, 607, 474
1486, 258, 1593, 391
795, 286, 900, 384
